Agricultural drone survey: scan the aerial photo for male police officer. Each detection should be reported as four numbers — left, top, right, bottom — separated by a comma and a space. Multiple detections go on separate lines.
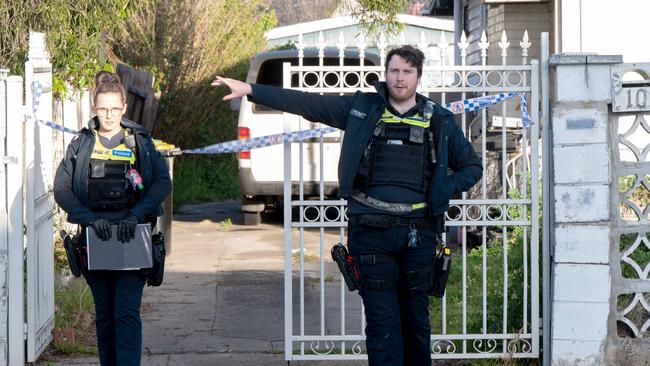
213, 45, 482, 366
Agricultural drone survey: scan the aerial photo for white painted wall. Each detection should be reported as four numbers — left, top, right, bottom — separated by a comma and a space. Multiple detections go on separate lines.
559, 0, 650, 62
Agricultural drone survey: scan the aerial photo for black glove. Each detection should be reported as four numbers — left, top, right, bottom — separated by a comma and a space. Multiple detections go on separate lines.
90, 218, 111, 241
117, 215, 139, 243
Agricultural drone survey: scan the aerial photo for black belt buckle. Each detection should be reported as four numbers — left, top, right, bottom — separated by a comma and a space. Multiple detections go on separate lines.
353, 215, 393, 228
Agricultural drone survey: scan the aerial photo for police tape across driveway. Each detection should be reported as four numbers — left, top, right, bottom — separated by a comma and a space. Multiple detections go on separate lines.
28, 81, 532, 155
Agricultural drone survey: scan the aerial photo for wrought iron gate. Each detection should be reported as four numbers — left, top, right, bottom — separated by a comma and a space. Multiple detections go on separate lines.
282, 30, 545, 361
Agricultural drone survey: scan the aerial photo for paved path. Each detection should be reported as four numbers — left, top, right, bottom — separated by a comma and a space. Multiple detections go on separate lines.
41, 201, 366, 366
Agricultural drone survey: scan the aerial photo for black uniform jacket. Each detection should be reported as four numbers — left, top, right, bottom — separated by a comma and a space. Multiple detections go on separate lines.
53, 117, 172, 226
249, 81, 483, 217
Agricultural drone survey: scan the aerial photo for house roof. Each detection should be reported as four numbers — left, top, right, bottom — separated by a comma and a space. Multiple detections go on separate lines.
265, 14, 454, 41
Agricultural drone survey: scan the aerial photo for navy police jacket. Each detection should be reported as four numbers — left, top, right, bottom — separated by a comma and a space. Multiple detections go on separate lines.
53, 117, 172, 226
249, 82, 483, 218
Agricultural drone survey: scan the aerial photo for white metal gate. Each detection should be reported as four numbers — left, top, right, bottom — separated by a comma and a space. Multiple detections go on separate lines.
283, 30, 545, 361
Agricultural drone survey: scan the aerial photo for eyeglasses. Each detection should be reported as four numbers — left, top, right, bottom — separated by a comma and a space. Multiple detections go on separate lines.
95, 107, 123, 117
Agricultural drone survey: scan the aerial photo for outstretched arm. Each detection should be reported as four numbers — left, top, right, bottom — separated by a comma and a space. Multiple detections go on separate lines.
212, 76, 355, 130
211, 77, 252, 101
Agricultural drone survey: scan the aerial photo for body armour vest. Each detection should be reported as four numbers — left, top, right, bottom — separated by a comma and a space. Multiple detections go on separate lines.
87, 130, 137, 213
358, 102, 436, 194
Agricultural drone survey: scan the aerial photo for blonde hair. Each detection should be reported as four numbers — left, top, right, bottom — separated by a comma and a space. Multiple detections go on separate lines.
92, 71, 126, 104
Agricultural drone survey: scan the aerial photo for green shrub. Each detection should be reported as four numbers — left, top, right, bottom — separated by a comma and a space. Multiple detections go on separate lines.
430, 178, 542, 355
430, 231, 530, 335
54, 278, 94, 332
619, 232, 650, 279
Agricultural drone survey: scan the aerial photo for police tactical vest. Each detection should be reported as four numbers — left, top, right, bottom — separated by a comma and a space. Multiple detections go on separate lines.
359, 102, 436, 194
87, 129, 137, 212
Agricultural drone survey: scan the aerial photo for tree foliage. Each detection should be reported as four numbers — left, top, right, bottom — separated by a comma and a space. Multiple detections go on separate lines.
339, 0, 409, 37
0, 0, 144, 96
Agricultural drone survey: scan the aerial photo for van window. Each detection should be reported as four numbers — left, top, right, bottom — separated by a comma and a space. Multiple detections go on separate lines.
254, 56, 379, 113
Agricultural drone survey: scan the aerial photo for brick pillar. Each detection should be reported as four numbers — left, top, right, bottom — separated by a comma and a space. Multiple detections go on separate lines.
549, 53, 622, 365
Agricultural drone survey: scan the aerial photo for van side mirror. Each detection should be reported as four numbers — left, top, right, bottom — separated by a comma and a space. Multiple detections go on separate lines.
230, 97, 242, 111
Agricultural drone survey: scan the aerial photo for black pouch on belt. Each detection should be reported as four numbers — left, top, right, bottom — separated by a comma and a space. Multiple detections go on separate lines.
60, 229, 82, 278
143, 232, 166, 287
429, 241, 452, 298
331, 243, 363, 291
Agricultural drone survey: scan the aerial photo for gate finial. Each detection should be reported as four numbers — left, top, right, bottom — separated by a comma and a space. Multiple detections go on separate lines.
317, 32, 326, 59
337, 31, 346, 58
520, 30, 531, 59
378, 33, 388, 67
297, 33, 305, 59
498, 31, 510, 58
479, 31, 489, 59
418, 31, 428, 55
458, 31, 469, 61
438, 31, 449, 62
357, 33, 367, 59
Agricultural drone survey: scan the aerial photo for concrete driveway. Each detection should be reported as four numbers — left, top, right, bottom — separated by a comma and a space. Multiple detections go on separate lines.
44, 200, 366, 366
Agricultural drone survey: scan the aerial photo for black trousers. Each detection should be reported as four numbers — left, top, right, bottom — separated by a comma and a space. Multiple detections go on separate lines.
84, 270, 146, 366
348, 223, 436, 366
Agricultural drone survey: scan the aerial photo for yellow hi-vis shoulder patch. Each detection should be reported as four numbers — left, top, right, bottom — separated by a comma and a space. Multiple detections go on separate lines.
91, 130, 136, 164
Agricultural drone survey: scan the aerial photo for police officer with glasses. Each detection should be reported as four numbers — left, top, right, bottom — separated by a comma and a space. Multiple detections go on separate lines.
54, 71, 171, 366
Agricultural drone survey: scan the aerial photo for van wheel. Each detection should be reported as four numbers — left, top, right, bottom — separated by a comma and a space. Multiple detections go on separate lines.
243, 211, 262, 226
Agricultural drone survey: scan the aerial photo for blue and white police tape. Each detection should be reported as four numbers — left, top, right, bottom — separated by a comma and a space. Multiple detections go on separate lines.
182, 127, 339, 154
443, 92, 533, 128
28, 81, 533, 155
28, 81, 80, 135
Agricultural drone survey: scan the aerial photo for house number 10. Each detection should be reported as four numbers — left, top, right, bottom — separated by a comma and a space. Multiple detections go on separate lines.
626, 88, 648, 109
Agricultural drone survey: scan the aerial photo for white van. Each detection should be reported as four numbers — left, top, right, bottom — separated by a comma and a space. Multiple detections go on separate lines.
231, 49, 380, 224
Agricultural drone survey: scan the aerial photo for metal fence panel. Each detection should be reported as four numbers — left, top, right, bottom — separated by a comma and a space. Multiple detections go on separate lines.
282, 30, 546, 361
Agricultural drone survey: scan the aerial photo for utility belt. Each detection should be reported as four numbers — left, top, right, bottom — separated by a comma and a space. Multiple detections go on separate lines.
348, 214, 435, 230
351, 190, 427, 214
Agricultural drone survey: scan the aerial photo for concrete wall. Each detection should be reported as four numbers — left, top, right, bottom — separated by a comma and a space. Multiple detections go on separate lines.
549, 53, 618, 366
550, 53, 650, 365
